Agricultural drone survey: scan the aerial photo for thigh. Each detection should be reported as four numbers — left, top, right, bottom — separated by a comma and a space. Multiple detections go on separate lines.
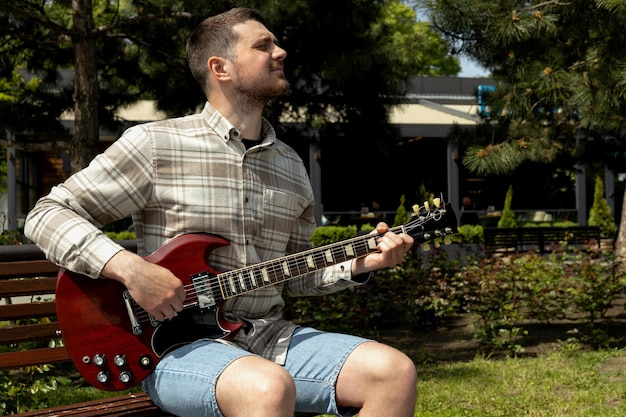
142, 339, 254, 417
284, 327, 369, 417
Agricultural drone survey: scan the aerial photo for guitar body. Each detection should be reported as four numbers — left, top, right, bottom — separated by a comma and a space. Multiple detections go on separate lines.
55, 233, 243, 391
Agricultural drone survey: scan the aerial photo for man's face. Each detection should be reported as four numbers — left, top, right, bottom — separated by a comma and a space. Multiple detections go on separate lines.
229, 20, 289, 103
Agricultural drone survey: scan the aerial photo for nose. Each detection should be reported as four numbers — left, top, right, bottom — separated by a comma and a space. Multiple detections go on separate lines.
273, 44, 287, 61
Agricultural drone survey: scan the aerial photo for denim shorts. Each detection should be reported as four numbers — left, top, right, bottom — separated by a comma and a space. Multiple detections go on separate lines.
142, 327, 368, 417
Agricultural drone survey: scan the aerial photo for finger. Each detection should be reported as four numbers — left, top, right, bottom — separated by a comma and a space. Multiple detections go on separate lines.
161, 306, 178, 321
151, 310, 166, 322
375, 222, 389, 234
176, 286, 186, 305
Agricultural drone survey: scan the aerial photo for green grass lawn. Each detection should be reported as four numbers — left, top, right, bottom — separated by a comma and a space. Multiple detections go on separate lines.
305, 344, 626, 417
414, 347, 626, 416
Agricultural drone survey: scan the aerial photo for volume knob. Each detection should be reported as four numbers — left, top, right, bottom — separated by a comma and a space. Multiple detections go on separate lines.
93, 354, 106, 367
114, 355, 127, 367
96, 371, 109, 383
119, 371, 132, 384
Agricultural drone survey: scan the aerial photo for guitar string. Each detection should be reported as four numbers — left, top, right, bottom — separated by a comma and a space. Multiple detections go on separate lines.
131, 210, 443, 324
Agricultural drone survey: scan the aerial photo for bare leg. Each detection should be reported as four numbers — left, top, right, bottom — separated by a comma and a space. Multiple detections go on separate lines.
216, 355, 296, 417
336, 341, 417, 417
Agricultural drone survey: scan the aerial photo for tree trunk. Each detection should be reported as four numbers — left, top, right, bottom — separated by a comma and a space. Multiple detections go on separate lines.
616, 191, 626, 271
71, 0, 99, 174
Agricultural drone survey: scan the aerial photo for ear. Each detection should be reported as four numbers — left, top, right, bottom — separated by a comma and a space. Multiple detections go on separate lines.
208, 56, 231, 82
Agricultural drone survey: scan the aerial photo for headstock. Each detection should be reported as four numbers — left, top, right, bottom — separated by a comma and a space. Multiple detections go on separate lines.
403, 196, 458, 251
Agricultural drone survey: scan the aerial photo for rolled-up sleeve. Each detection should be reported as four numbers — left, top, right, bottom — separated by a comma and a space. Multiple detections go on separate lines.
24, 126, 153, 278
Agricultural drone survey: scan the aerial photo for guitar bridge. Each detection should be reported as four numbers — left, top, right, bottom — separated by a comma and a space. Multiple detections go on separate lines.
122, 290, 143, 335
191, 272, 216, 309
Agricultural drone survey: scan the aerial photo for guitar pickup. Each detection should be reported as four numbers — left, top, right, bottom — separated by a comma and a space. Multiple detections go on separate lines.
191, 272, 216, 309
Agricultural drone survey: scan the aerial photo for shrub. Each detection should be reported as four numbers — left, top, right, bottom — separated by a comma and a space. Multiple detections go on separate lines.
0, 214, 21, 245
105, 230, 136, 241
587, 175, 617, 238
0, 366, 70, 414
454, 224, 484, 244
459, 248, 626, 352
497, 185, 517, 228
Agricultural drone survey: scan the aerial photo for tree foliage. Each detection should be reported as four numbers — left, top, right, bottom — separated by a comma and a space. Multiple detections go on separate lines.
0, 0, 460, 173
417, 0, 626, 261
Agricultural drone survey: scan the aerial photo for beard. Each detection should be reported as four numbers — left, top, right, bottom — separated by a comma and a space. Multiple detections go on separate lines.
232, 69, 290, 111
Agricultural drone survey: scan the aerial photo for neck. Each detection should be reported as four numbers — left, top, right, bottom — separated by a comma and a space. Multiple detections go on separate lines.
209, 94, 264, 139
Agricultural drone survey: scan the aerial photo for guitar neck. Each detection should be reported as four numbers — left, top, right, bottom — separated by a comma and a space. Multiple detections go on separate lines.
216, 225, 405, 300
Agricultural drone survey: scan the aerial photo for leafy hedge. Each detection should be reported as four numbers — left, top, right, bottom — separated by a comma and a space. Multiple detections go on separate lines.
286, 225, 626, 355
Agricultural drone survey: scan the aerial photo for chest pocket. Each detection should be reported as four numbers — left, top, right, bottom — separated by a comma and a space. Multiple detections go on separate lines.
260, 189, 307, 251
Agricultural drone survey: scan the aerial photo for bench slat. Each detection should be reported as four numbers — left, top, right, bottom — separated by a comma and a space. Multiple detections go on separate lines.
0, 346, 70, 369
0, 321, 61, 344
0, 277, 58, 297
0, 260, 59, 278
0, 301, 57, 321
13, 392, 173, 417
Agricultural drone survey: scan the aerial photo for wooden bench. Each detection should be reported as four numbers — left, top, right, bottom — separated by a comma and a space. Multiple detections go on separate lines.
0, 242, 173, 417
483, 226, 601, 254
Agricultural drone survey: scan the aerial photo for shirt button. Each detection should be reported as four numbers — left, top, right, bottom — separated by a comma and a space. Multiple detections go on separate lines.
245, 197, 249, 203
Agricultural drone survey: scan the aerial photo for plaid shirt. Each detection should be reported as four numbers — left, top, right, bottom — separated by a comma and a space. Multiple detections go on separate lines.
25, 102, 365, 364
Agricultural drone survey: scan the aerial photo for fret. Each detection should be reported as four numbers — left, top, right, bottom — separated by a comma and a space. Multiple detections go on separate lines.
216, 274, 229, 298
334, 245, 350, 263
291, 257, 308, 276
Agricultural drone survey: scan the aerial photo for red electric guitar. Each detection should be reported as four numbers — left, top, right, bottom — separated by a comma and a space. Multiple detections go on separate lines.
56, 198, 456, 391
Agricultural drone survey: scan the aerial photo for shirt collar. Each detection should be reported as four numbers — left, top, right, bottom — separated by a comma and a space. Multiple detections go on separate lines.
201, 102, 276, 148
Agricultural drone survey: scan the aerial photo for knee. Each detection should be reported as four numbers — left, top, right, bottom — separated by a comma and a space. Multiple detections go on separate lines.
253, 365, 297, 407
379, 348, 417, 387
398, 352, 418, 388
217, 357, 296, 416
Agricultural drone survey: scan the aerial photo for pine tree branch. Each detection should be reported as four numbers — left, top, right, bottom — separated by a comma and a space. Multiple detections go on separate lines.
527, 1, 572, 11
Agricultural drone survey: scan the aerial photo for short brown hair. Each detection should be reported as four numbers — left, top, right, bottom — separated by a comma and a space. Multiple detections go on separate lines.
186, 8, 266, 96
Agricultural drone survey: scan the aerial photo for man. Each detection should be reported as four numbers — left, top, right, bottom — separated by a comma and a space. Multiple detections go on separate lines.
25, 8, 417, 417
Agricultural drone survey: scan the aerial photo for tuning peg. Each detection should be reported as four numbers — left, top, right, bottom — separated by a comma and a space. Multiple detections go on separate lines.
422, 242, 431, 251
412, 204, 420, 213
433, 197, 441, 208
423, 201, 430, 211
434, 239, 441, 248
444, 236, 452, 245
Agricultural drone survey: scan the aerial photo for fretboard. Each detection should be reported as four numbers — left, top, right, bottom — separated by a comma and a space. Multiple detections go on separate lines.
215, 226, 404, 300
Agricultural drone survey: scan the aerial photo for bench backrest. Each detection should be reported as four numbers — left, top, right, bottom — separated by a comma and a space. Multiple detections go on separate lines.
484, 226, 601, 253
0, 241, 137, 371
0, 257, 67, 369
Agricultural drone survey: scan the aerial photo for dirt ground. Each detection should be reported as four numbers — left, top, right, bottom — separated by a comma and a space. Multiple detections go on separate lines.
376, 295, 626, 367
